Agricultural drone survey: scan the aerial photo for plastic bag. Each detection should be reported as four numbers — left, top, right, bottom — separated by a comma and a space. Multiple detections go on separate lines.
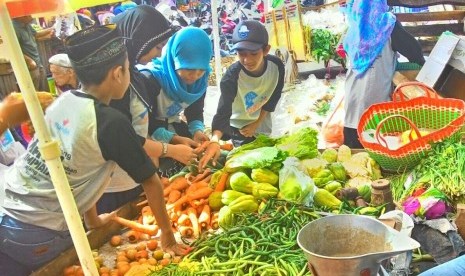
322, 96, 344, 148
278, 157, 316, 205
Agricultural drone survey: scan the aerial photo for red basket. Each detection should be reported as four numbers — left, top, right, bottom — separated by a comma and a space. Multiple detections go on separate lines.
392, 81, 441, 102
358, 96, 465, 172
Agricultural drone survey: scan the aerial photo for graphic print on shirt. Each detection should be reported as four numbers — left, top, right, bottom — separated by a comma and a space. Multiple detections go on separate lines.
244, 91, 269, 114
54, 118, 71, 135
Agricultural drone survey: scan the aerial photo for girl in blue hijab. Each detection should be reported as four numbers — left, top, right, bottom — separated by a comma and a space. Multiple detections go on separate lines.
141, 27, 212, 176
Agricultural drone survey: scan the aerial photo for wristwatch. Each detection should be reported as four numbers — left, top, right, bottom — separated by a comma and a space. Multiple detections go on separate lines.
160, 142, 168, 157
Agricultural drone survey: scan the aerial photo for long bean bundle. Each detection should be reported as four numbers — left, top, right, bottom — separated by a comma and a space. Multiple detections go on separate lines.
401, 140, 465, 204
151, 199, 320, 275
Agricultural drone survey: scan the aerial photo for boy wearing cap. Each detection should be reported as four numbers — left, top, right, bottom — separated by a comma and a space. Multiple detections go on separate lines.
0, 25, 189, 275
199, 20, 284, 169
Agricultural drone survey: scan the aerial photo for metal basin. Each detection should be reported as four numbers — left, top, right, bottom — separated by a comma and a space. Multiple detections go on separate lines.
297, 214, 420, 276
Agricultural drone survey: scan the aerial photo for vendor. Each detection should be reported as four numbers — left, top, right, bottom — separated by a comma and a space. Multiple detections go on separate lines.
48, 53, 79, 95
341, 0, 425, 148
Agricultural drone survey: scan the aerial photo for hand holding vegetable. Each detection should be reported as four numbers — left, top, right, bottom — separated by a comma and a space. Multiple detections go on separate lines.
172, 135, 199, 149
160, 229, 192, 256
193, 131, 210, 144
167, 144, 198, 165
196, 141, 221, 173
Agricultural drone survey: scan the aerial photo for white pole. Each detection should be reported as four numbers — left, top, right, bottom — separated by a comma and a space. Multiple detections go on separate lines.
0, 3, 98, 276
211, 0, 222, 88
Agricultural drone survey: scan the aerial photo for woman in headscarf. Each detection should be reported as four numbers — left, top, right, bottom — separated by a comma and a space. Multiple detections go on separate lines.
140, 26, 213, 177
341, 0, 425, 148
96, 5, 196, 214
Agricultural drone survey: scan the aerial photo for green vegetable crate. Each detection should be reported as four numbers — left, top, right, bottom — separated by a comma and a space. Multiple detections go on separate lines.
357, 96, 465, 172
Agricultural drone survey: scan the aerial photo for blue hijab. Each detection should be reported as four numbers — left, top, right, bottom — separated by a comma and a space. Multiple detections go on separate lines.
343, 0, 396, 76
147, 27, 212, 105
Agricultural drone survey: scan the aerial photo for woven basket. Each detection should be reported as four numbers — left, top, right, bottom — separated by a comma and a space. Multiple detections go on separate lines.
357, 96, 465, 172
392, 81, 441, 102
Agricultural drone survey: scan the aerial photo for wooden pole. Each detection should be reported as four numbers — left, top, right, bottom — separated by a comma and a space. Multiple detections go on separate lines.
0, 2, 98, 275
211, 0, 222, 88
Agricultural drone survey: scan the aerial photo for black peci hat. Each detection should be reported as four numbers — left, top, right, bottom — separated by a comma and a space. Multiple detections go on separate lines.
65, 24, 127, 70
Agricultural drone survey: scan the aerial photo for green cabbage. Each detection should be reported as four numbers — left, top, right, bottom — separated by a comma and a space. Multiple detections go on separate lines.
276, 127, 319, 159
224, 147, 287, 173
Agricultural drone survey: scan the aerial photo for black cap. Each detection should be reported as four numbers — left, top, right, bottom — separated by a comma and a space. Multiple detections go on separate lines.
65, 24, 126, 70
232, 20, 269, 51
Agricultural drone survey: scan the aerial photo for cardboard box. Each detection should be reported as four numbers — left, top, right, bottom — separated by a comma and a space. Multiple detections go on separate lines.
416, 32, 465, 100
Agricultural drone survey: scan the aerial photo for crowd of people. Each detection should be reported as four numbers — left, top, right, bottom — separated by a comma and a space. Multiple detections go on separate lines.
1, 0, 464, 275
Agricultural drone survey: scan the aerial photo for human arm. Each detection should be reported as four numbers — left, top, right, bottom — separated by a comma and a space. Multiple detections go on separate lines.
198, 69, 239, 170
97, 109, 190, 255
83, 205, 116, 230
143, 138, 197, 165
184, 93, 209, 143
35, 28, 54, 41
0, 92, 54, 134
23, 54, 37, 70
240, 109, 270, 137
141, 173, 191, 255
391, 20, 425, 66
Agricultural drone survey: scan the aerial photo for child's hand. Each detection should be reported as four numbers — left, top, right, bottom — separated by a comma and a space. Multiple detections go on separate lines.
172, 136, 199, 148
193, 131, 209, 144
160, 230, 192, 256
197, 142, 221, 173
240, 121, 259, 137
168, 144, 198, 165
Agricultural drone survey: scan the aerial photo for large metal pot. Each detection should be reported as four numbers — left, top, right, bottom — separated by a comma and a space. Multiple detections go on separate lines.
297, 214, 420, 276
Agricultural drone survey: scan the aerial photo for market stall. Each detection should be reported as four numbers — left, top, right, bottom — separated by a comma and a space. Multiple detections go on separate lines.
4, 1, 465, 276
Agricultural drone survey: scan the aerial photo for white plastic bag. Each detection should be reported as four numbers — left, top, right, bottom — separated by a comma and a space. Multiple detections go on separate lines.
278, 157, 316, 205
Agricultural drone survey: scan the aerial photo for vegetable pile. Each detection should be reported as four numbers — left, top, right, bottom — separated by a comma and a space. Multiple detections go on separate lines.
150, 199, 319, 276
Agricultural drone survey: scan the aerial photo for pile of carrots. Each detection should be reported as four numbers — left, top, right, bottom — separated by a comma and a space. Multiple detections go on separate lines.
161, 166, 229, 239
112, 166, 230, 241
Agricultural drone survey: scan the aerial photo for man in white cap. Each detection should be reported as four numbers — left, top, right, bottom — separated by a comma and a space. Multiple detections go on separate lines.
48, 53, 79, 95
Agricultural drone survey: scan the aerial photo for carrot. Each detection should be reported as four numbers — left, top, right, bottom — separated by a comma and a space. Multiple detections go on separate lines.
161, 177, 170, 188
112, 216, 159, 236
190, 198, 207, 209
191, 168, 212, 183
220, 143, 234, 151
187, 207, 200, 238
136, 199, 148, 207
186, 172, 196, 184
141, 206, 155, 225
202, 174, 212, 184
211, 212, 219, 230
168, 204, 183, 225
214, 172, 230, 192
124, 230, 141, 243
185, 181, 209, 195
194, 141, 210, 154
198, 205, 211, 230
167, 186, 214, 210
167, 190, 182, 204
164, 176, 189, 197
177, 213, 191, 226
178, 226, 194, 238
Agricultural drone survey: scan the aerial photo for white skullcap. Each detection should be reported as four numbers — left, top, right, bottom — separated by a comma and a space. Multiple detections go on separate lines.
48, 53, 72, 68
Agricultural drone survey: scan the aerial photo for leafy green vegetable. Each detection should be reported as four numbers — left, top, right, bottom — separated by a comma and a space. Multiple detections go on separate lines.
224, 147, 287, 173
227, 134, 277, 160
276, 127, 319, 159
311, 29, 345, 67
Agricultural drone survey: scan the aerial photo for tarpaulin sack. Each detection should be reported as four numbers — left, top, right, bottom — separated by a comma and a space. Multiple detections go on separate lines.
357, 96, 465, 172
